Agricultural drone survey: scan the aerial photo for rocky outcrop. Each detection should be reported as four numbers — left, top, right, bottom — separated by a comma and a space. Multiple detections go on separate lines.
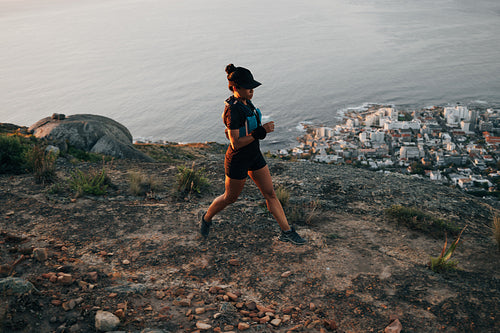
28, 114, 154, 161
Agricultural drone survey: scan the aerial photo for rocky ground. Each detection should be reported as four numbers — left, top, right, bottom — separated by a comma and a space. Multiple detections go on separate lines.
1, 143, 499, 333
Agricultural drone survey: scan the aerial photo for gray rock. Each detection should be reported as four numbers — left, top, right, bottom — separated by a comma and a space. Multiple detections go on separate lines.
95, 310, 120, 331
104, 283, 148, 295
28, 114, 153, 161
0, 277, 38, 295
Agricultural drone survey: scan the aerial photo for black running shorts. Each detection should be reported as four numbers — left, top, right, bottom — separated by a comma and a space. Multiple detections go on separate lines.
225, 149, 267, 180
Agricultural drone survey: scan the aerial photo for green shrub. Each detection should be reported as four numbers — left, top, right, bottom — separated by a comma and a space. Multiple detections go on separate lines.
385, 205, 460, 238
176, 163, 209, 195
47, 182, 67, 195
67, 146, 109, 162
128, 171, 161, 196
0, 135, 29, 174
25, 145, 57, 183
429, 226, 467, 273
69, 167, 110, 196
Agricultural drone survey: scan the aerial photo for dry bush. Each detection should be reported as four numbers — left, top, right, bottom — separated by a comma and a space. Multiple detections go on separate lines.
128, 171, 162, 196
276, 186, 290, 207
25, 145, 57, 184
494, 215, 500, 252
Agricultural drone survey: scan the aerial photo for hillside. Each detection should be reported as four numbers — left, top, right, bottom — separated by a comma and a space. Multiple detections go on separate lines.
1, 142, 499, 333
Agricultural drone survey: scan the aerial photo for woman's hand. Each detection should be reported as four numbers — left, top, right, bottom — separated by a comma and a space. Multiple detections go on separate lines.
263, 121, 275, 133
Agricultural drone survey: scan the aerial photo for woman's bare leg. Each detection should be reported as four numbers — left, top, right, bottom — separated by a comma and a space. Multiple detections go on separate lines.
248, 165, 291, 231
204, 176, 246, 222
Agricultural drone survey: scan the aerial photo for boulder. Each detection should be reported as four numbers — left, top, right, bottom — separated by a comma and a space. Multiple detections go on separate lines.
95, 310, 120, 331
0, 277, 38, 295
28, 114, 154, 161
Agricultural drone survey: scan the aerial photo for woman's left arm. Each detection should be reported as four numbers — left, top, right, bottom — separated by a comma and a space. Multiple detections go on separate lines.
228, 129, 256, 150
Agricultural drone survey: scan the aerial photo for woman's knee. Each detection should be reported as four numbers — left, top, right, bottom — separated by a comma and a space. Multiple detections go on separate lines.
262, 189, 277, 201
223, 193, 239, 204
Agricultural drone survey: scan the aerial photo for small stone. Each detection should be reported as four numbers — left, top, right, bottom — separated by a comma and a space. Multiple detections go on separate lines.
283, 314, 291, 322
245, 301, 256, 311
57, 273, 72, 285
270, 318, 281, 327
238, 322, 250, 330
260, 315, 270, 323
114, 308, 125, 318
385, 318, 403, 333
62, 299, 76, 311
226, 292, 238, 301
228, 259, 240, 266
208, 286, 220, 294
117, 302, 127, 310
173, 288, 185, 296
155, 290, 165, 299
196, 322, 212, 330
51, 300, 62, 306
307, 320, 321, 329
309, 302, 316, 311
256, 304, 274, 313
224, 325, 234, 331
281, 271, 292, 278
33, 248, 49, 261
323, 319, 338, 330
195, 307, 206, 314
122, 259, 130, 265
172, 298, 191, 307
193, 300, 205, 307
86, 271, 98, 282
95, 310, 120, 331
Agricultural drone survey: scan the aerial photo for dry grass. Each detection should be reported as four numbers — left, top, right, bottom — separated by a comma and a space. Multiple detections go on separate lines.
128, 171, 162, 196
276, 186, 290, 207
494, 215, 500, 252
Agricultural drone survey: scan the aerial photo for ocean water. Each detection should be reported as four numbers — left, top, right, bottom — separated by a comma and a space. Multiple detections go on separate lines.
1, 0, 499, 150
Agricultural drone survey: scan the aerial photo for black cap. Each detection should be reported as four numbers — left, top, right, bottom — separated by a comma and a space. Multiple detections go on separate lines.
226, 64, 261, 89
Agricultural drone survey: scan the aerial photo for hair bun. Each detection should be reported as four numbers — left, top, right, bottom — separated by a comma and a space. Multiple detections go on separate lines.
225, 64, 236, 75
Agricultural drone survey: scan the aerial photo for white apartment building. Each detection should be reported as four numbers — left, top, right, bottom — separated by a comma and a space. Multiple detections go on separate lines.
383, 120, 421, 131
359, 132, 368, 143
430, 170, 442, 181
444, 105, 469, 126
370, 131, 385, 143
400, 146, 421, 159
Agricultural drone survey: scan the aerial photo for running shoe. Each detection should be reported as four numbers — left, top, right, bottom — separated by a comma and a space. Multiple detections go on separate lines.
278, 226, 307, 245
199, 211, 211, 237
